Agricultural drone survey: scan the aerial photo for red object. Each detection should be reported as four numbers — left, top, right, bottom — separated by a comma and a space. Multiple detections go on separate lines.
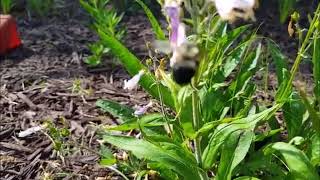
0, 15, 22, 55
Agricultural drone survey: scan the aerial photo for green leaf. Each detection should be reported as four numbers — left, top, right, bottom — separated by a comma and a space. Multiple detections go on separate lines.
96, 99, 136, 122
99, 145, 116, 166
97, 29, 174, 108
216, 130, 254, 180
282, 92, 306, 139
268, 41, 288, 85
237, 150, 286, 178
135, 0, 166, 40
221, 25, 251, 52
298, 89, 320, 132
176, 86, 195, 137
254, 128, 283, 142
279, 0, 297, 23
107, 113, 171, 131
310, 132, 320, 166
275, 68, 292, 102
148, 162, 179, 180
264, 142, 319, 180
223, 43, 248, 78
202, 106, 278, 169
234, 177, 260, 180
200, 87, 226, 123
102, 135, 201, 180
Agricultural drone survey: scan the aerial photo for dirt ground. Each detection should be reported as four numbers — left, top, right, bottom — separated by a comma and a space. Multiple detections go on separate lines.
0, 1, 317, 179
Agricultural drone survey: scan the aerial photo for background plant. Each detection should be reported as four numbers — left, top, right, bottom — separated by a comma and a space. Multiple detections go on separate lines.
26, 0, 55, 18
1, 0, 14, 14
80, 0, 125, 67
81, 0, 320, 179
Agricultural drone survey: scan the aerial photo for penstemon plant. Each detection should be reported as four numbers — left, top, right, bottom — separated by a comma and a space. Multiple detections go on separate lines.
81, 0, 320, 179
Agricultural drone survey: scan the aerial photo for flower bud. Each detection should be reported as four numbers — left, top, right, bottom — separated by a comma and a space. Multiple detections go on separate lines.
291, 11, 300, 22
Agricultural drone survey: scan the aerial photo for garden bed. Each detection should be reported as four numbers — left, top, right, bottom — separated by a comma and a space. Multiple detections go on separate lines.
0, 1, 317, 179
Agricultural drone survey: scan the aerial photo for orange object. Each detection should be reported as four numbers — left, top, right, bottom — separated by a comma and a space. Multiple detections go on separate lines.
0, 15, 22, 55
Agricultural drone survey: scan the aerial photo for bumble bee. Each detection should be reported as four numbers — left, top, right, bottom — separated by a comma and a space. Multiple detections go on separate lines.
170, 42, 199, 85
154, 41, 200, 85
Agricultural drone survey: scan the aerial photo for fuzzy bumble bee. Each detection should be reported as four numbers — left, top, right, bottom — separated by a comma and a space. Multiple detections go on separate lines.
154, 40, 200, 85
170, 42, 200, 85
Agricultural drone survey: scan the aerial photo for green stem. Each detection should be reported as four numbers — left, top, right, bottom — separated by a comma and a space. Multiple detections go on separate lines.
279, 4, 320, 101
192, 91, 208, 180
192, 92, 201, 164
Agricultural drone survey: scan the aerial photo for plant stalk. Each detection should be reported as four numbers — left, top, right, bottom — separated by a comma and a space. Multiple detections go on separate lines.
279, 4, 320, 101
192, 91, 207, 180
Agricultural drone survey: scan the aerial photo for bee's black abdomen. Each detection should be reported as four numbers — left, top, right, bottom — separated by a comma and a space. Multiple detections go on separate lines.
172, 66, 196, 85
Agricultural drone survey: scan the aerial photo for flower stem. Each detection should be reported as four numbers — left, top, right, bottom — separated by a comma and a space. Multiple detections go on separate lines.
192, 91, 205, 178
279, 4, 320, 101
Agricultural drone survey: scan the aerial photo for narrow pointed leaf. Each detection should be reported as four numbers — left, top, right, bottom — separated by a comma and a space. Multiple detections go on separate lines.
264, 142, 319, 180
102, 135, 201, 180
136, 0, 166, 40
96, 99, 136, 122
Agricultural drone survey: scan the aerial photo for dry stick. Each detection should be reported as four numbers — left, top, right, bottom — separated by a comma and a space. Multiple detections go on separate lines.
17, 92, 38, 110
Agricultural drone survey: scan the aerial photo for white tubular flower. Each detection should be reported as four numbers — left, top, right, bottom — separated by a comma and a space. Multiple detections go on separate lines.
134, 101, 153, 117
123, 70, 145, 91
18, 126, 43, 137
213, 0, 257, 23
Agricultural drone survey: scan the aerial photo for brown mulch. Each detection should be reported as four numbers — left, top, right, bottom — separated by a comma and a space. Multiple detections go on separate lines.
0, 5, 154, 179
0, 1, 317, 179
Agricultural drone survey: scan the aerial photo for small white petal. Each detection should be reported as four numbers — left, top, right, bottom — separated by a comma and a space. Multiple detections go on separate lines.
177, 23, 186, 47
123, 70, 145, 91
18, 126, 43, 137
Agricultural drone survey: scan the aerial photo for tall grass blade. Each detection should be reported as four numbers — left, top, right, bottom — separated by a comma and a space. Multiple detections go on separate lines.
135, 0, 166, 40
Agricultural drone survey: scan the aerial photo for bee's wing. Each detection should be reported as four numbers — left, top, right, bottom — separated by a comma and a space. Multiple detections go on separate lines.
153, 40, 172, 54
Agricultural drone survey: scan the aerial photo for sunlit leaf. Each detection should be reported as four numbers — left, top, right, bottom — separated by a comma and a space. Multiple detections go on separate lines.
202, 106, 278, 169
96, 99, 136, 122
216, 130, 254, 180
310, 132, 320, 166
102, 135, 201, 180
99, 145, 116, 166
106, 113, 172, 131
264, 142, 319, 180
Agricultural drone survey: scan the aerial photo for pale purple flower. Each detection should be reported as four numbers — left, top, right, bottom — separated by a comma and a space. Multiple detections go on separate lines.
134, 101, 153, 117
164, 1, 186, 48
123, 70, 145, 91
